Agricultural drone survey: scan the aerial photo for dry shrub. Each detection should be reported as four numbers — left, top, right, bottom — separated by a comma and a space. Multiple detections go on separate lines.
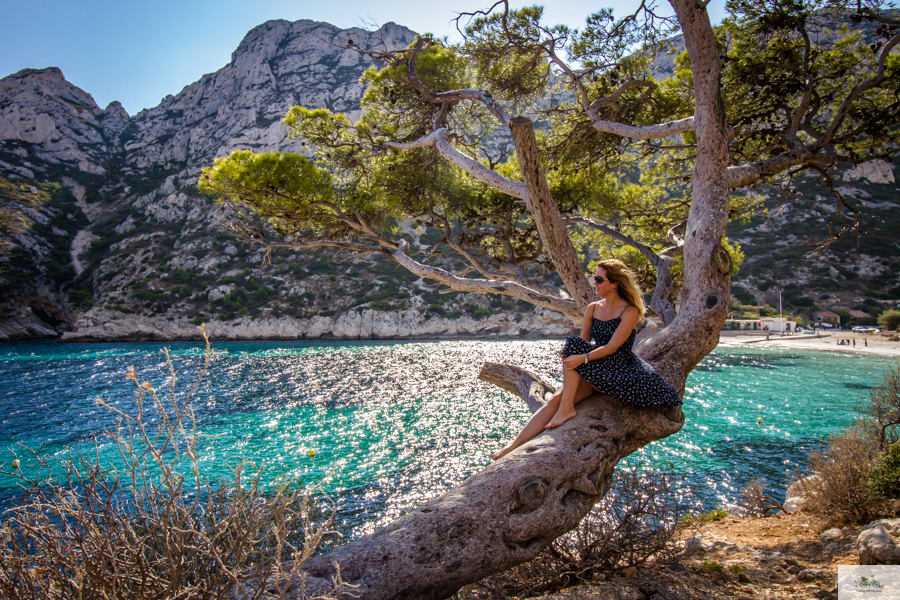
454, 465, 691, 599
0, 327, 344, 600
860, 365, 900, 450
740, 478, 785, 517
802, 423, 885, 522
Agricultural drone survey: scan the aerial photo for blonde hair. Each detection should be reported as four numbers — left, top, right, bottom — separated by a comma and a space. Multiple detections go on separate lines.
596, 259, 646, 323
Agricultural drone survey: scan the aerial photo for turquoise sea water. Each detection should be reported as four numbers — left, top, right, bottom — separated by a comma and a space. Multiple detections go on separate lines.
0, 338, 895, 536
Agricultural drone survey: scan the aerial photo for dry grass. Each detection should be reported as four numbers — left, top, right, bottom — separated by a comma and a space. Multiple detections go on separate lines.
0, 326, 344, 600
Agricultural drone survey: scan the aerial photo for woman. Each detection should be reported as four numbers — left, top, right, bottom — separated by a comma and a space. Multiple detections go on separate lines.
492, 259, 681, 461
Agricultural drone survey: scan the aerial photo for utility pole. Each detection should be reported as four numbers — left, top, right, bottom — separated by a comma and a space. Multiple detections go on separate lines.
779, 289, 784, 336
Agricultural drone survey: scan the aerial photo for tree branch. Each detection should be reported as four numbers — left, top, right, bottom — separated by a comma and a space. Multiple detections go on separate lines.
262, 239, 391, 254
286, 364, 684, 599
589, 80, 657, 113
587, 114, 695, 139
392, 240, 580, 318
407, 37, 511, 126
563, 216, 679, 325
725, 146, 815, 189
816, 29, 900, 148
563, 216, 661, 266
509, 117, 596, 311
442, 234, 557, 296
384, 129, 528, 198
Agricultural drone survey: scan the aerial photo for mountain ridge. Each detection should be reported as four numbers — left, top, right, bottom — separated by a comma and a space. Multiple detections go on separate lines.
0, 17, 897, 341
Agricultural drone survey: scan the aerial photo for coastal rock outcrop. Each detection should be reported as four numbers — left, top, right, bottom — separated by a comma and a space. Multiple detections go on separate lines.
842, 159, 895, 184
0, 302, 59, 340
59, 307, 573, 342
783, 474, 821, 514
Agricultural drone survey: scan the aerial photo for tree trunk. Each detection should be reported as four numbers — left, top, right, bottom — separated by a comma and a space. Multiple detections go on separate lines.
634, 0, 732, 392
508, 117, 596, 312
649, 255, 677, 327
273, 3, 731, 597
280, 364, 683, 599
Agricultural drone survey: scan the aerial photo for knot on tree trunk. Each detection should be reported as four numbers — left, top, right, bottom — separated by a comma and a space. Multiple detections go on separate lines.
511, 477, 549, 514
704, 293, 720, 310
713, 243, 732, 275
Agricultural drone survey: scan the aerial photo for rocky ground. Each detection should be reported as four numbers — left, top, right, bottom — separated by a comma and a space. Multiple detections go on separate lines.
541, 511, 860, 600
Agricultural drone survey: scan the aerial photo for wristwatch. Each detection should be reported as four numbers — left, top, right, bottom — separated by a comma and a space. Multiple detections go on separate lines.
584, 353, 590, 365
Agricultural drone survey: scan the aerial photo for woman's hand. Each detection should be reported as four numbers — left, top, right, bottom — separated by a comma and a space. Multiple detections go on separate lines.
562, 355, 585, 370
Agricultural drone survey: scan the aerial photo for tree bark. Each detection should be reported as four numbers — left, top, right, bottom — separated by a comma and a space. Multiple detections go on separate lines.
648, 255, 678, 327
282, 364, 683, 600
634, 0, 732, 392
508, 117, 596, 312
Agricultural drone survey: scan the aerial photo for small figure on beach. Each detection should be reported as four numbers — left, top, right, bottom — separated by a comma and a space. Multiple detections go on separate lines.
492, 259, 681, 461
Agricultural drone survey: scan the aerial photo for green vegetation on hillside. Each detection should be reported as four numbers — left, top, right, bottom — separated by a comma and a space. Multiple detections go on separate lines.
0, 178, 88, 299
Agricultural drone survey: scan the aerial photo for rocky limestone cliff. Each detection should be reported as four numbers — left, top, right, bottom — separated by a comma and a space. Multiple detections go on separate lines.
0, 20, 574, 342
123, 20, 413, 171
0, 67, 125, 178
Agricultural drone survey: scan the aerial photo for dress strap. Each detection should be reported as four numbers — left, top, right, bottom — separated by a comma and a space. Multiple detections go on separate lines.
618, 305, 631, 317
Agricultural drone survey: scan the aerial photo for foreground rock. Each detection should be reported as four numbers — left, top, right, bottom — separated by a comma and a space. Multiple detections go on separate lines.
858, 519, 900, 565
784, 474, 821, 514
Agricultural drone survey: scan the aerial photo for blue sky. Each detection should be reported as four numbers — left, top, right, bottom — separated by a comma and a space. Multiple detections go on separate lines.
0, 0, 724, 116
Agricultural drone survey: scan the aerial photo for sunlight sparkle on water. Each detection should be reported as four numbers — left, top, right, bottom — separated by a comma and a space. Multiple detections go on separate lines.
0, 338, 895, 536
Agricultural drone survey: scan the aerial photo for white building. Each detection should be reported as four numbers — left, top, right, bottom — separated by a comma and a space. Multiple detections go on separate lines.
760, 318, 797, 333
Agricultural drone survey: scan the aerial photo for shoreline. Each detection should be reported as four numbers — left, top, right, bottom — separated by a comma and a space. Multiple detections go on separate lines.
719, 329, 900, 357
4, 324, 900, 358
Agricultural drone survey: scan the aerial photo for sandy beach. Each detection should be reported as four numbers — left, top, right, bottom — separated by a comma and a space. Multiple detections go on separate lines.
719, 329, 900, 357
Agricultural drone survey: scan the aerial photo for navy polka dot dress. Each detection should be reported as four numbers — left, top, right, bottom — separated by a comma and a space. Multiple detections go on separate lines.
561, 311, 681, 408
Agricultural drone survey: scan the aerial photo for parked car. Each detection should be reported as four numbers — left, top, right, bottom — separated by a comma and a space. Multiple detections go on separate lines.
853, 326, 881, 333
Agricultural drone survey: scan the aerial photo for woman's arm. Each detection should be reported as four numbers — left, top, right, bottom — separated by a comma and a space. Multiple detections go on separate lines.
586, 306, 640, 360
578, 303, 595, 343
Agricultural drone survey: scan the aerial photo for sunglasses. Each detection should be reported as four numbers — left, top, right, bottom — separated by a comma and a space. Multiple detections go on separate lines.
593, 275, 609, 284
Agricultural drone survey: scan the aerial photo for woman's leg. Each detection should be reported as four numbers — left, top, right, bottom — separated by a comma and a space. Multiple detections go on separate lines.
492, 376, 595, 460
545, 362, 588, 428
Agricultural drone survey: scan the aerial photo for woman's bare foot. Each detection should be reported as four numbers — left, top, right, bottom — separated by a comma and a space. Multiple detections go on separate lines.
544, 406, 577, 429
491, 445, 515, 461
